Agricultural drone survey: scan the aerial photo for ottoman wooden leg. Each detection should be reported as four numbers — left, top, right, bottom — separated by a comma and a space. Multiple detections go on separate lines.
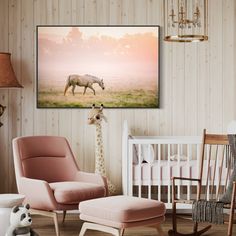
154, 224, 165, 236
79, 223, 88, 236
120, 228, 125, 236
79, 222, 122, 236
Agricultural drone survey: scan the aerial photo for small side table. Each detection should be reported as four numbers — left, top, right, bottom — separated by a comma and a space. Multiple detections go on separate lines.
0, 194, 25, 236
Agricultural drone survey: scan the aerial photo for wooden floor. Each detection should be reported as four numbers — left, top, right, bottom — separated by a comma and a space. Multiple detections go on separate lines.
31, 213, 235, 236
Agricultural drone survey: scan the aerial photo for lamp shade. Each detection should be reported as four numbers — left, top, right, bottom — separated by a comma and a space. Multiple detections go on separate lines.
0, 53, 23, 88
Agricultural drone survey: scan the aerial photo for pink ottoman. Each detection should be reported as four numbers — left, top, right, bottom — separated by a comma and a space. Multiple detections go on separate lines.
79, 196, 166, 236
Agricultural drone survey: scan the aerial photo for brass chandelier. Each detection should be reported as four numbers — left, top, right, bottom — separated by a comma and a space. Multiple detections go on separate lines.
164, 0, 208, 42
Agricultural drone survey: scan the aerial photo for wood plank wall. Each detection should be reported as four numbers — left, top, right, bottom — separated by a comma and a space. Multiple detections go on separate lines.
0, 0, 235, 193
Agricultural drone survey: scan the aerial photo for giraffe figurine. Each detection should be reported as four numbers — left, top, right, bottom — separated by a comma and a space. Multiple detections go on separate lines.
88, 104, 116, 195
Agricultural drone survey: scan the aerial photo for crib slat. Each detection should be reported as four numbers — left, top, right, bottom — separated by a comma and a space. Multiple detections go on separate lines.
158, 144, 161, 201
177, 144, 181, 200
138, 144, 141, 198
128, 142, 133, 196
168, 144, 171, 204
148, 145, 151, 199
187, 144, 191, 201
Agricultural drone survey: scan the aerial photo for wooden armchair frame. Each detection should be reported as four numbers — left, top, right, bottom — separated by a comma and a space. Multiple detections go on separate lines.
169, 129, 236, 236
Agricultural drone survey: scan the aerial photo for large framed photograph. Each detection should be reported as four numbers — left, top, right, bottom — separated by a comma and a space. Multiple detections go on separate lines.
37, 25, 160, 108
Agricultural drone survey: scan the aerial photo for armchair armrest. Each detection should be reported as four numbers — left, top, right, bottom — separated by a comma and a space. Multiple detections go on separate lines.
18, 177, 58, 211
74, 171, 108, 196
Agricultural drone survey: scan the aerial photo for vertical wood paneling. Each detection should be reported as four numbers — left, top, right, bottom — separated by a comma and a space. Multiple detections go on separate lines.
96, 0, 109, 24
33, 0, 47, 135
209, 0, 223, 132
0, 0, 235, 194
159, 0, 173, 136
147, 0, 161, 136
222, 0, 235, 131
21, 0, 34, 136
109, 0, 121, 24
8, 0, 22, 192
172, 43, 185, 135
45, 0, 59, 137
0, 0, 9, 193
235, 1, 236, 119
184, 43, 197, 135
134, 0, 148, 136
197, 42, 209, 132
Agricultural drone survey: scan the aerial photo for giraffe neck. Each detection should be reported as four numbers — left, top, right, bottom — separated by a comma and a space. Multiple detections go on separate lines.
95, 123, 106, 176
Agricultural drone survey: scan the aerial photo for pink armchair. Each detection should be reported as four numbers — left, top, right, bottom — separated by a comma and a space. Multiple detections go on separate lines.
12, 136, 108, 236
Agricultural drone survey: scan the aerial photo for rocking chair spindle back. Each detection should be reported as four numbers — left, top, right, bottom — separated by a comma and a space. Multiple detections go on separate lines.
169, 129, 236, 236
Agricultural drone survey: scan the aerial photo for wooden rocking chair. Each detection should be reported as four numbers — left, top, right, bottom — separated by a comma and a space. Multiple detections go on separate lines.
168, 129, 236, 236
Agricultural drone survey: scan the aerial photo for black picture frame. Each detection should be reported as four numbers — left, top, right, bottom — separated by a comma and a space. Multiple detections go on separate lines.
36, 25, 160, 109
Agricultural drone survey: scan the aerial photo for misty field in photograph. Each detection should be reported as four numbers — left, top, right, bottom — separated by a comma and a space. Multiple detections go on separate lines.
37, 26, 159, 108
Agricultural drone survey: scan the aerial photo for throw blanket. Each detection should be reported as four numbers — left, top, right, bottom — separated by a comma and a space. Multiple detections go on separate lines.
220, 135, 236, 203
192, 134, 236, 225
192, 200, 225, 224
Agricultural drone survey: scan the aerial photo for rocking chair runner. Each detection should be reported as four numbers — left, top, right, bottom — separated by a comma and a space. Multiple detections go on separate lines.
169, 129, 236, 236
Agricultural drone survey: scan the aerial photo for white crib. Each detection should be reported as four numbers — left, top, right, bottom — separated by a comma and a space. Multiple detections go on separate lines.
122, 121, 228, 209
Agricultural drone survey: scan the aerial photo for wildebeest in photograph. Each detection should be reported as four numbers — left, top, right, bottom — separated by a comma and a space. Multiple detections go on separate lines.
37, 26, 160, 108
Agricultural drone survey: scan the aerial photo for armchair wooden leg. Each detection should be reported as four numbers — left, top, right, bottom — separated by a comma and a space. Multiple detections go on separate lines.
62, 210, 66, 223
120, 228, 125, 236
53, 212, 60, 236
155, 224, 165, 236
228, 182, 236, 236
30, 209, 60, 236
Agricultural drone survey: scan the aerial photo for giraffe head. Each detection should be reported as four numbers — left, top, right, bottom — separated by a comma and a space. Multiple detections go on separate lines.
88, 104, 107, 125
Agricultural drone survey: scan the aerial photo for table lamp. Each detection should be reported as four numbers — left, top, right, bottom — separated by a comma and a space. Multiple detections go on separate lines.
0, 53, 23, 127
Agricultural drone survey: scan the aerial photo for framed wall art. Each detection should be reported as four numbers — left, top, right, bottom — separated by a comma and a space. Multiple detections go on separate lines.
37, 25, 160, 108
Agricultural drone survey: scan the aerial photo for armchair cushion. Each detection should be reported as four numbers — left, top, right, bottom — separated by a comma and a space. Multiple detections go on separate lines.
49, 182, 106, 204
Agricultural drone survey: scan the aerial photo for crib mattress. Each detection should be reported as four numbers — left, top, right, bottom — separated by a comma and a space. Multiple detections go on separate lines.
133, 160, 227, 186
